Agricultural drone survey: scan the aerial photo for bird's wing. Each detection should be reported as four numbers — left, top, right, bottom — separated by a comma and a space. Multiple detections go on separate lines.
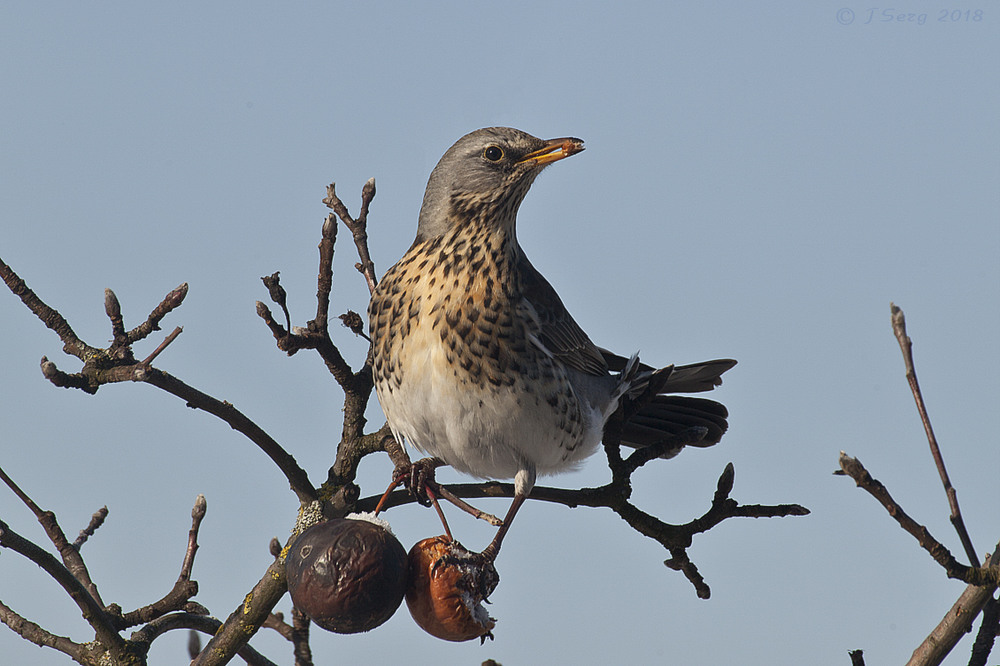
517, 254, 609, 376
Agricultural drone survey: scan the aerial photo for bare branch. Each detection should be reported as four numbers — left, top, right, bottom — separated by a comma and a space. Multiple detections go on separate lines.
359, 460, 808, 599
73, 506, 109, 550
191, 558, 288, 666
1, 256, 95, 360
891, 303, 979, 567
0, 519, 125, 653
0, 465, 105, 605
323, 180, 378, 294
905, 552, 998, 666
836, 453, 999, 587
138, 326, 183, 367
120, 494, 207, 627
0, 598, 87, 662
291, 607, 314, 666
969, 593, 1000, 666
132, 612, 279, 666
126, 282, 189, 344
314, 214, 337, 331
142, 369, 317, 504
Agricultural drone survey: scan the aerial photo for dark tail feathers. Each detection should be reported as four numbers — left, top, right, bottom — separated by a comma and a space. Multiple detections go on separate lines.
604, 353, 736, 458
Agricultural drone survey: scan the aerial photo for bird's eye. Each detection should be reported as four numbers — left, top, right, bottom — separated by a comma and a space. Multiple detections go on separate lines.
483, 145, 504, 162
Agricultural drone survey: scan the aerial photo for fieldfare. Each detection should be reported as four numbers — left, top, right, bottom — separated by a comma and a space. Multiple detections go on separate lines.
369, 127, 735, 560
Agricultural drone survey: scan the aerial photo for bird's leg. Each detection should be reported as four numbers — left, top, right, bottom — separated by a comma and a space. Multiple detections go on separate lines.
423, 483, 454, 540
479, 492, 527, 562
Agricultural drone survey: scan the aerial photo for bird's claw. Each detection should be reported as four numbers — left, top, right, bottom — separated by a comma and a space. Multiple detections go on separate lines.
395, 457, 443, 507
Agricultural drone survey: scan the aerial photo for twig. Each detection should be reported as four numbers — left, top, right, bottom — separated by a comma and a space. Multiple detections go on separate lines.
0, 465, 105, 605
261, 272, 292, 332
73, 506, 109, 549
142, 369, 317, 504
0, 520, 126, 654
969, 591, 1000, 666
836, 453, 999, 587
291, 607, 314, 666
2, 260, 321, 505
262, 612, 294, 641
323, 180, 378, 294
120, 494, 206, 627
0, 598, 86, 662
139, 326, 183, 367
132, 612, 279, 666
125, 282, 189, 344
891, 303, 979, 567
358, 461, 809, 598
314, 214, 337, 331
1, 256, 95, 360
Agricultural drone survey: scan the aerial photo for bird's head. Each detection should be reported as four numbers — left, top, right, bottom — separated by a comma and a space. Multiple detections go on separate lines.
415, 127, 584, 242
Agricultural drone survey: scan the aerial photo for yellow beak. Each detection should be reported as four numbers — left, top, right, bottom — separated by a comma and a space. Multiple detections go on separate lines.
517, 137, 585, 166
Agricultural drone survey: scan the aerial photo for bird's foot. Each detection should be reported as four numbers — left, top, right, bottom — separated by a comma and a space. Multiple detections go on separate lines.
395, 456, 444, 507
430, 540, 501, 602
372, 457, 441, 515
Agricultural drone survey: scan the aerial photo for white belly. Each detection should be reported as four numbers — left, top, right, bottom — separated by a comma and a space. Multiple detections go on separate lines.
375, 322, 604, 483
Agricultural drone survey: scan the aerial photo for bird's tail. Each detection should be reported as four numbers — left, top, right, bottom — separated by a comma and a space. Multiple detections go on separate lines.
610, 355, 736, 458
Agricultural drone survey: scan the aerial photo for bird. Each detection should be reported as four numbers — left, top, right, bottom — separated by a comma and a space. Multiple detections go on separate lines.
368, 127, 735, 561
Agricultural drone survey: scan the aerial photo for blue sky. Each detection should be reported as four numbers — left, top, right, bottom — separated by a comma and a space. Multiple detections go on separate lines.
2, 3, 998, 664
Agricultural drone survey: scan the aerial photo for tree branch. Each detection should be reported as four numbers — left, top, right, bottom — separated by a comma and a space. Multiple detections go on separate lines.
0, 465, 105, 606
891, 303, 980, 568
0, 598, 87, 662
836, 453, 999, 587
359, 457, 809, 599
0, 520, 127, 656
1, 256, 95, 360
323, 180, 378, 294
191, 558, 288, 666
131, 612, 279, 666
905, 551, 998, 666
141, 369, 316, 503
120, 494, 207, 627
73, 506, 109, 550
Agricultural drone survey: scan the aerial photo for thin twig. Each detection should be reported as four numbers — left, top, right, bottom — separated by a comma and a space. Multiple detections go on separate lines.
126, 282, 189, 344
133, 612, 279, 666
72, 506, 108, 549
0, 520, 125, 653
0, 597, 87, 662
359, 461, 808, 599
0, 256, 94, 360
262, 612, 294, 641
291, 607, 314, 666
323, 180, 378, 294
836, 453, 999, 587
143, 369, 317, 503
139, 326, 183, 367
0, 466, 105, 605
891, 303, 979, 567
314, 214, 337, 331
120, 494, 207, 627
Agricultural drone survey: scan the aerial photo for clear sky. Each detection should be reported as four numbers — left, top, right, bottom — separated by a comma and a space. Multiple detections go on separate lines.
2, 3, 998, 665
